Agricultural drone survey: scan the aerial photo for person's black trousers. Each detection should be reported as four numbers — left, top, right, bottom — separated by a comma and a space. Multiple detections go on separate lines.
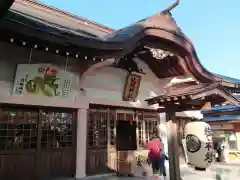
151, 156, 160, 174
159, 155, 166, 177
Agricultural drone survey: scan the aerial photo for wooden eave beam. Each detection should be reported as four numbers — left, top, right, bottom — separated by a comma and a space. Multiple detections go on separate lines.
157, 103, 202, 113
137, 51, 186, 78
146, 94, 191, 106
157, 106, 199, 113
147, 86, 240, 106
191, 88, 240, 106
158, 98, 205, 107
230, 120, 240, 124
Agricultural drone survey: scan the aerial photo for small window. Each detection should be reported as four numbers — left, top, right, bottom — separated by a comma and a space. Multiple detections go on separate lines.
137, 119, 145, 148
109, 111, 116, 146
225, 132, 238, 150
40, 111, 73, 149
87, 110, 108, 149
145, 119, 158, 142
0, 108, 38, 150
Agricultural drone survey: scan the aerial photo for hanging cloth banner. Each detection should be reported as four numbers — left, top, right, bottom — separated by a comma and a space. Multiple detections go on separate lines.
12, 64, 73, 98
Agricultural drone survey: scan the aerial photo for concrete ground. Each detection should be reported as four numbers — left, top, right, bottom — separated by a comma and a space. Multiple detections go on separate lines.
55, 163, 240, 180
180, 163, 240, 180
97, 163, 240, 180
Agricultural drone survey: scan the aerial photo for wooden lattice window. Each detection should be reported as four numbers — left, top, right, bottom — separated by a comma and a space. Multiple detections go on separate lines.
40, 111, 74, 149
137, 112, 145, 148
144, 112, 158, 142
0, 107, 38, 150
109, 110, 116, 146
87, 111, 94, 148
87, 110, 108, 149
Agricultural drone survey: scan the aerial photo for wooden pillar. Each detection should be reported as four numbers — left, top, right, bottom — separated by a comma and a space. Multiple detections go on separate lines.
76, 109, 88, 178
166, 107, 181, 180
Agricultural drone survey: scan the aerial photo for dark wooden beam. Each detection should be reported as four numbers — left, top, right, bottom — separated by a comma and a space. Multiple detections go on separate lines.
166, 109, 181, 180
0, 0, 15, 19
146, 95, 192, 106
157, 104, 201, 113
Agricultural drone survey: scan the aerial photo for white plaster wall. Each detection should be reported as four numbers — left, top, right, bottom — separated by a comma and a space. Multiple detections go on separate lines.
0, 42, 89, 179
1, 42, 171, 110
81, 58, 171, 178
1, 41, 199, 114
0, 42, 88, 109
0, 41, 201, 178
82, 58, 171, 109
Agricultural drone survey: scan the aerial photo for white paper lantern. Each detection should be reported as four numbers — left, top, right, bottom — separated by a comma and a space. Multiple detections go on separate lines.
184, 121, 214, 169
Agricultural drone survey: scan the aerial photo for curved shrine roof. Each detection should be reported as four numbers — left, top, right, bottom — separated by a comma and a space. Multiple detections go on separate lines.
1, 0, 240, 87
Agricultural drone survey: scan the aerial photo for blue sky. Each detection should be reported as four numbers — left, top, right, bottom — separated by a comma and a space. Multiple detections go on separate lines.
40, 0, 240, 79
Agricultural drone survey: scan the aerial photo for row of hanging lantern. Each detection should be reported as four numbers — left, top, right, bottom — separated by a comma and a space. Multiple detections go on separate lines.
9, 37, 105, 62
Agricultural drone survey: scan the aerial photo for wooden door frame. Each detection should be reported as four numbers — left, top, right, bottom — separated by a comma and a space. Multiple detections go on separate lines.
86, 105, 160, 175
0, 104, 78, 179
86, 108, 113, 175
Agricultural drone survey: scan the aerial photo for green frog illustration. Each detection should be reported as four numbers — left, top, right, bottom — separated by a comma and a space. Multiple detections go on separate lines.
25, 74, 60, 96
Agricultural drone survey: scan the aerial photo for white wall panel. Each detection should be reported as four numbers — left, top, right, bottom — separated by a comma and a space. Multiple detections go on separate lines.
0, 42, 85, 108
82, 64, 167, 109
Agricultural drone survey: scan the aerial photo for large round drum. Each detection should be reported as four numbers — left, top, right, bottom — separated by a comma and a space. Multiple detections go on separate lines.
184, 121, 214, 169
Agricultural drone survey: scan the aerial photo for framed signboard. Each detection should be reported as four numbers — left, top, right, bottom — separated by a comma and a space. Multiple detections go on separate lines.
122, 74, 141, 102
12, 64, 73, 98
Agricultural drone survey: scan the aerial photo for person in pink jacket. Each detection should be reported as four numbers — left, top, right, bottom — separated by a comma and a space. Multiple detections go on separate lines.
147, 134, 162, 175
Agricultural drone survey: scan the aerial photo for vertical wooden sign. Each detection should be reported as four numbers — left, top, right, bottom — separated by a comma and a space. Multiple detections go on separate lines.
122, 74, 141, 102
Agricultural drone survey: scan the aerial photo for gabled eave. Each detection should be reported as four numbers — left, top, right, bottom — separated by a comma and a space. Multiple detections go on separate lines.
145, 83, 240, 112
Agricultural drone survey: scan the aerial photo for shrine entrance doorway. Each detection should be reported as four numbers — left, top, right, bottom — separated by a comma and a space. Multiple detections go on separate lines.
86, 105, 158, 175
0, 104, 77, 180
116, 120, 137, 151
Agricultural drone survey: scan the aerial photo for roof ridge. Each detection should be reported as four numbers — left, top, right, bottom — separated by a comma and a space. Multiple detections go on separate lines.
16, 0, 114, 33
